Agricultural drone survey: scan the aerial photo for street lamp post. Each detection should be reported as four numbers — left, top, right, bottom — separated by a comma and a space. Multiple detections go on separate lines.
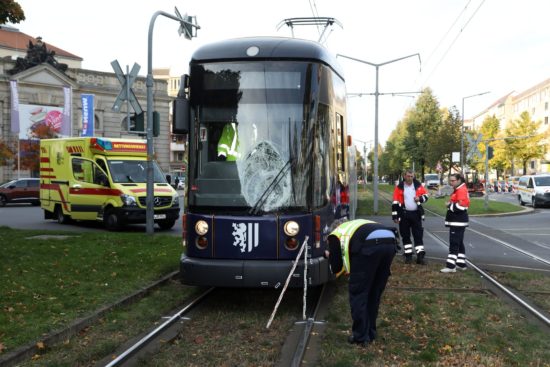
460, 91, 490, 170
145, 9, 199, 234
337, 53, 421, 214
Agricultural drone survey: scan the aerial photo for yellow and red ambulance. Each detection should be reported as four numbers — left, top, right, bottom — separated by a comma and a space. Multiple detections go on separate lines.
40, 137, 180, 230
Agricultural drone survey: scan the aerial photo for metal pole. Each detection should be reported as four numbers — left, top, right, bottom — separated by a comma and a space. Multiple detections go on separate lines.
336, 53, 421, 215
146, 10, 196, 234
460, 91, 490, 171
460, 98, 465, 170
484, 141, 489, 210
126, 65, 130, 132
363, 144, 367, 187
373, 66, 380, 214
145, 12, 161, 234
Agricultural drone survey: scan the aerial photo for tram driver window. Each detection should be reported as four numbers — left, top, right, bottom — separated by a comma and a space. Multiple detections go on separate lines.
201, 121, 240, 162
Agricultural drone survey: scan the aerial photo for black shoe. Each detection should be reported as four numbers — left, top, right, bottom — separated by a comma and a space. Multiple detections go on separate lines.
348, 335, 367, 346
416, 253, 426, 265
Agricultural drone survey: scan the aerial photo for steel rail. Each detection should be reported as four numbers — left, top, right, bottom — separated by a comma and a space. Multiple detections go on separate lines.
379, 190, 550, 327
104, 287, 214, 367
290, 283, 327, 367
424, 206, 550, 267
426, 230, 550, 327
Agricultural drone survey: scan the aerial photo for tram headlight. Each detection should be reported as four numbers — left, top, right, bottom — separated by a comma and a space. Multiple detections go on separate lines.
283, 221, 300, 236
195, 220, 209, 236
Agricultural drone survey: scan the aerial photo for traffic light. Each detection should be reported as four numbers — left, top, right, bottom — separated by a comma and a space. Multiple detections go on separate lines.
153, 111, 160, 137
487, 146, 494, 160
129, 112, 144, 132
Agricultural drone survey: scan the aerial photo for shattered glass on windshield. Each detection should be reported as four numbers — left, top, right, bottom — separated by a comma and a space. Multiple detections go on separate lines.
237, 141, 291, 212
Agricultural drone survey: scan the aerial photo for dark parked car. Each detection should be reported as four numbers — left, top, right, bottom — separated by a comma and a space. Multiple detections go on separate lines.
0, 178, 40, 206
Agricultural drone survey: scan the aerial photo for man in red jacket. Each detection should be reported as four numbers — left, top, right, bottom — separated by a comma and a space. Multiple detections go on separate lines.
441, 173, 470, 273
392, 169, 429, 264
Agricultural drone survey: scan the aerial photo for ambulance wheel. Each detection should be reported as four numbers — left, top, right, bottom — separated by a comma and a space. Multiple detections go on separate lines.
157, 219, 176, 230
518, 195, 525, 206
532, 197, 538, 208
104, 209, 121, 231
55, 206, 70, 224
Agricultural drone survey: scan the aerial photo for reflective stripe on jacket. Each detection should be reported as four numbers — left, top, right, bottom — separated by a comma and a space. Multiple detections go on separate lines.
329, 219, 375, 275
392, 179, 428, 221
445, 183, 470, 226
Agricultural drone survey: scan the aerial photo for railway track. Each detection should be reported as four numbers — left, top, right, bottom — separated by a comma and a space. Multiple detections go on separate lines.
99, 287, 214, 367
379, 190, 550, 329
97, 276, 334, 366
276, 282, 335, 367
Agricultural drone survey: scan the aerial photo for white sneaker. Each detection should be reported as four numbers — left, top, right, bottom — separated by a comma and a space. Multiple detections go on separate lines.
440, 267, 456, 273
457, 266, 467, 271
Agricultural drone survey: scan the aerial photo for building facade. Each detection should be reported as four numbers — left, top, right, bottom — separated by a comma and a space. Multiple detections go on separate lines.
0, 29, 173, 183
466, 78, 550, 174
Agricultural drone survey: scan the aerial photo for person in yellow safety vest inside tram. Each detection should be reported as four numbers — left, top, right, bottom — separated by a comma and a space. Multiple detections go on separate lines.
217, 122, 240, 161
326, 219, 399, 347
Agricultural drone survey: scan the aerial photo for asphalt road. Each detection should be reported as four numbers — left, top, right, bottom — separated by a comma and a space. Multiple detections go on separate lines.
370, 200, 550, 273
0, 195, 185, 235
2, 191, 549, 273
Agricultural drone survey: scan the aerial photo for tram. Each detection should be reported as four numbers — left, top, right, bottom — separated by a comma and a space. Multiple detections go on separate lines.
172, 36, 356, 287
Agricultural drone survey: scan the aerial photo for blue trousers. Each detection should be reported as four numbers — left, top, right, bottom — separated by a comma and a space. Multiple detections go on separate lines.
348, 244, 395, 343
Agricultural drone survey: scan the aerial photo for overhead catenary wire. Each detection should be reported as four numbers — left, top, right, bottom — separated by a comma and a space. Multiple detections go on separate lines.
423, 0, 474, 74
417, 0, 487, 88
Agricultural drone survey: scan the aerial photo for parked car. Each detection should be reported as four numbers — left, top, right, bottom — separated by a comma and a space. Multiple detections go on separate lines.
517, 174, 550, 207
0, 178, 40, 206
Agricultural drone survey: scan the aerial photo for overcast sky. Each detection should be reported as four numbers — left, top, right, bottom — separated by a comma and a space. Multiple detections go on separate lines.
13, 0, 550, 147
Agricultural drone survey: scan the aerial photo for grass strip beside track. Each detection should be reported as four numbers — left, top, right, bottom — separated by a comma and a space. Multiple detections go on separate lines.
0, 227, 182, 352
320, 259, 550, 367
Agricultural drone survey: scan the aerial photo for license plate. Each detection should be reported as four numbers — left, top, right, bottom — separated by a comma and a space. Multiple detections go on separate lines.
154, 214, 166, 219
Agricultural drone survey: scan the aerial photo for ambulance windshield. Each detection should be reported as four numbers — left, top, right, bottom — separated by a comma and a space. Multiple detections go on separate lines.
107, 160, 166, 183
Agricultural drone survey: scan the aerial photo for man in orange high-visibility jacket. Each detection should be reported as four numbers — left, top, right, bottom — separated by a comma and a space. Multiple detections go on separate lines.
327, 219, 398, 346
392, 169, 429, 265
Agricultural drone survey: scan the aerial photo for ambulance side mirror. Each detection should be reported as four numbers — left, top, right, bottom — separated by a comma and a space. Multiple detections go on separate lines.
172, 74, 190, 135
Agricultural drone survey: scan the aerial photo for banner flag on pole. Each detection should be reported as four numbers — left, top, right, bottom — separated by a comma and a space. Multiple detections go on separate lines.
61, 86, 72, 136
80, 94, 95, 137
10, 80, 20, 134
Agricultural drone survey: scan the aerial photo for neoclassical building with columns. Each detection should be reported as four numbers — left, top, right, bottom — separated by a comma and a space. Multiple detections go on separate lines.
0, 26, 173, 183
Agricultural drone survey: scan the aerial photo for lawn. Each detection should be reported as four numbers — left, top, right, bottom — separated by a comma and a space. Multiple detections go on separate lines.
0, 227, 182, 351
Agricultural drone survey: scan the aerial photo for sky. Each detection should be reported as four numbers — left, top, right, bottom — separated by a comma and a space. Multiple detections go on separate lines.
12, 0, 550, 149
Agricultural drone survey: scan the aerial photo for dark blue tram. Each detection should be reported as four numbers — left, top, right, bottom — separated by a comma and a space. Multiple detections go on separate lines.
172, 36, 356, 287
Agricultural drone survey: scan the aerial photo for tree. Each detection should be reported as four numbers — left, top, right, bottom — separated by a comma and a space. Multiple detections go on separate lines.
0, 140, 15, 166
505, 111, 547, 174
403, 88, 442, 178
0, 0, 25, 24
431, 105, 461, 176
471, 115, 502, 174
19, 124, 58, 175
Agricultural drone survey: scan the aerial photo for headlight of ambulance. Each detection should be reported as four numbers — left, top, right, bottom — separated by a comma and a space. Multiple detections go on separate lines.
172, 194, 179, 206
121, 194, 137, 206
195, 220, 209, 235
284, 221, 300, 236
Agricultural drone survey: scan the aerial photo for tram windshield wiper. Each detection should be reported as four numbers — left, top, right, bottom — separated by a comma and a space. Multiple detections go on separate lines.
249, 158, 293, 215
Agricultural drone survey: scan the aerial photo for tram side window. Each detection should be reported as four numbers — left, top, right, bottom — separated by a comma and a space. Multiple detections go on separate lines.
314, 104, 330, 207
336, 113, 345, 172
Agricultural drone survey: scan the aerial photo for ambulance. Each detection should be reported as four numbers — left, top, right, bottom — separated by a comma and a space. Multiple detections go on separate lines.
40, 137, 180, 230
